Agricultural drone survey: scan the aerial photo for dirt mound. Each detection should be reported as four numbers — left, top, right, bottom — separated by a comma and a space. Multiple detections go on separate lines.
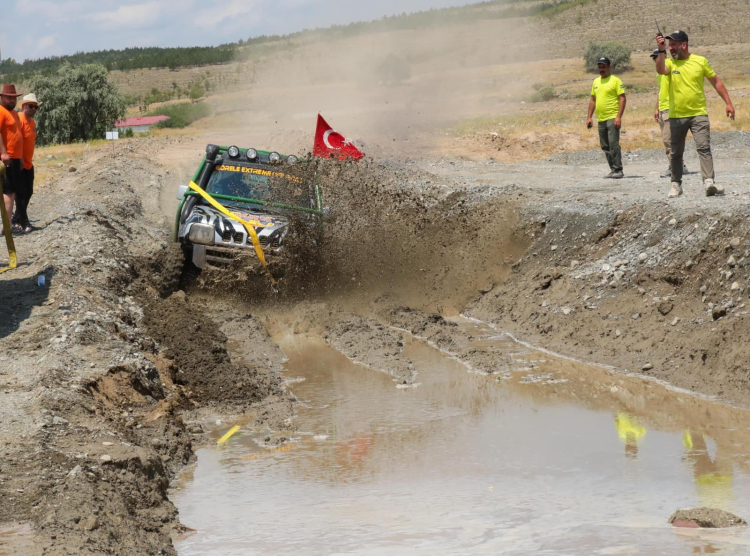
669, 508, 747, 528
141, 290, 285, 405
326, 316, 415, 384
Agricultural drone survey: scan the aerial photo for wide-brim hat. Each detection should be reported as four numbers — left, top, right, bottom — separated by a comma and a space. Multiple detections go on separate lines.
0, 84, 23, 97
20, 93, 41, 106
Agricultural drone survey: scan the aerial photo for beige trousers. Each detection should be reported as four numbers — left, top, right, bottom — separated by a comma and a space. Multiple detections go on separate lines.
670, 115, 713, 184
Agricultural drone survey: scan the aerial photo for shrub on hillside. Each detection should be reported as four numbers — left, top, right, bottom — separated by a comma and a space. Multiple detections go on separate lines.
150, 102, 210, 128
584, 42, 632, 73
530, 86, 556, 103
27, 64, 126, 145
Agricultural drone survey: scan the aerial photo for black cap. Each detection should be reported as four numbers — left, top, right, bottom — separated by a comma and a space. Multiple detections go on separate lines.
650, 48, 661, 59
666, 30, 688, 42
597, 57, 611, 66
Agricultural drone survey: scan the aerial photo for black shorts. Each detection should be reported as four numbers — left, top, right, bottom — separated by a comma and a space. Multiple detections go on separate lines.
2, 158, 22, 195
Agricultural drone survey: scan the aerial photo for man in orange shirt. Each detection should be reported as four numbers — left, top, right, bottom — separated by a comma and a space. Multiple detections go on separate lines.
0, 84, 24, 233
15, 94, 40, 232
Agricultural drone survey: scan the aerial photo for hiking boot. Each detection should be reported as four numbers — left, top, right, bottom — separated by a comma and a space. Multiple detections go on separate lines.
611, 171, 624, 179
705, 178, 717, 197
661, 168, 672, 178
715, 183, 725, 195
668, 182, 683, 198
604, 171, 615, 179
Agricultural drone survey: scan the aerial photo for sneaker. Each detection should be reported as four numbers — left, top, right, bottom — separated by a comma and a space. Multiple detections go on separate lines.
669, 182, 683, 198
705, 178, 717, 197
611, 171, 624, 179
661, 168, 672, 178
604, 171, 615, 179
715, 183, 725, 195
683, 164, 689, 174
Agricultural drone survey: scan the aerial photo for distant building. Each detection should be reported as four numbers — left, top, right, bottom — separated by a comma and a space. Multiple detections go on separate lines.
115, 115, 170, 133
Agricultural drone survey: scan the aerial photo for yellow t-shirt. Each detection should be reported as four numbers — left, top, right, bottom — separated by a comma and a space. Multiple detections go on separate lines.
591, 75, 625, 121
665, 55, 716, 118
657, 74, 670, 112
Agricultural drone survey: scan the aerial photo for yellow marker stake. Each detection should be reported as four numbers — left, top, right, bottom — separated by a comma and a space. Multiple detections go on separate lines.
0, 166, 18, 274
217, 425, 241, 445
187, 181, 278, 291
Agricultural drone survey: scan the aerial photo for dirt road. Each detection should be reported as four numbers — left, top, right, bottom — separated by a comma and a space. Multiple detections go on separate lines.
2, 129, 750, 554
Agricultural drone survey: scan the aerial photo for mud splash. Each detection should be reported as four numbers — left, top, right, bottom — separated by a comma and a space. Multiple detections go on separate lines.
186, 160, 524, 314
172, 318, 750, 555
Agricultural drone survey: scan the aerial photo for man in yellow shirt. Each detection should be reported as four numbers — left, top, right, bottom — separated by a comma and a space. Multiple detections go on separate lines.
651, 49, 689, 179
586, 57, 627, 179
656, 31, 735, 198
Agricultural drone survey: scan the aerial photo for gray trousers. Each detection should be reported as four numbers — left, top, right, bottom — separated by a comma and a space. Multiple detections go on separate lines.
598, 119, 623, 172
670, 115, 714, 184
658, 110, 671, 163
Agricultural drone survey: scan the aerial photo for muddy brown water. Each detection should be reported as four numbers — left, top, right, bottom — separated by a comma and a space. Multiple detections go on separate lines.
172, 318, 750, 555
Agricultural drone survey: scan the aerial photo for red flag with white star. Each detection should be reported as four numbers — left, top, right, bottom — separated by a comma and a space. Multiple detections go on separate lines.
313, 114, 364, 160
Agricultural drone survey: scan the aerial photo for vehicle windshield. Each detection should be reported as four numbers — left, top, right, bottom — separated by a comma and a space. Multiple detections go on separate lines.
204, 163, 314, 211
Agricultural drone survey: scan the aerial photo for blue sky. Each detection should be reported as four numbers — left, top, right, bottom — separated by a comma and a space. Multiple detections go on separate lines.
1, 0, 478, 62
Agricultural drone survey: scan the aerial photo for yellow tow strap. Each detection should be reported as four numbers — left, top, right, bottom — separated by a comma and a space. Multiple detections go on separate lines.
0, 165, 18, 274
188, 181, 278, 291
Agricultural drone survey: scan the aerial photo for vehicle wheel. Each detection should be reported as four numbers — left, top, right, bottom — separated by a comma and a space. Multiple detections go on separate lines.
181, 243, 203, 279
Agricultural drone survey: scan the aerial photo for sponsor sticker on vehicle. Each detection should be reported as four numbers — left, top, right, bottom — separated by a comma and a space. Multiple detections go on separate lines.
215, 165, 303, 184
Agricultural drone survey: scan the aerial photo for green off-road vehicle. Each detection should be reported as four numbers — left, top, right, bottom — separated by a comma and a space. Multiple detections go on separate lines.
175, 144, 323, 269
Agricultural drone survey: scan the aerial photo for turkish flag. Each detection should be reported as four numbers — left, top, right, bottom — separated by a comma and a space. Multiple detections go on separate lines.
313, 114, 364, 160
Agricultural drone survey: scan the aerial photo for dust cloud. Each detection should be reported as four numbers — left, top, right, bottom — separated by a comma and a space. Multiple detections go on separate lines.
215, 5, 545, 158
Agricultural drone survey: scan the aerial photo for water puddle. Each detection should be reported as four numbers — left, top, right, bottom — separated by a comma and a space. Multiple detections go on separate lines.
173, 319, 750, 555
0, 523, 35, 556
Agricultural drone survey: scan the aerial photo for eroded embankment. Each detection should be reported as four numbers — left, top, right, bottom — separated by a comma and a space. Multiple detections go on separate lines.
468, 201, 750, 406
0, 140, 292, 556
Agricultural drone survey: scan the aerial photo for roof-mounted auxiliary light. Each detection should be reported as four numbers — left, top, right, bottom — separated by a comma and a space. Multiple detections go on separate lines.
227, 145, 240, 158
287, 155, 298, 165
246, 148, 258, 161
269, 152, 282, 165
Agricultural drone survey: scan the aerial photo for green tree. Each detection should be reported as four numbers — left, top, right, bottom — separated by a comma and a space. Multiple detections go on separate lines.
584, 42, 632, 73
27, 63, 126, 145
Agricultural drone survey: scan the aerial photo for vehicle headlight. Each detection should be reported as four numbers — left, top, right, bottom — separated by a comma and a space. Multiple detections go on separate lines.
188, 223, 216, 246
227, 145, 240, 158
269, 152, 281, 164
287, 155, 298, 165
246, 148, 258, 161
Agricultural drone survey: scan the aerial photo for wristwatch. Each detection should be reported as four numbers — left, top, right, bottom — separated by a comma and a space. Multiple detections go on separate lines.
658, 50, 666, 54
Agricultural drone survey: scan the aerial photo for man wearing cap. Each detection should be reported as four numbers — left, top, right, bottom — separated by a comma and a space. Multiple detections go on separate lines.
14, 94, 40, 232
655, 31, 735, 197
0, 84, 24, 231
651, 49, 689, 179
587, 57, 627, 179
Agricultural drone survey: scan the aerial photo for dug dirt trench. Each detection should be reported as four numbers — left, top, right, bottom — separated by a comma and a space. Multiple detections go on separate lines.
5, 137, 750, 555
168, 294, 750, 555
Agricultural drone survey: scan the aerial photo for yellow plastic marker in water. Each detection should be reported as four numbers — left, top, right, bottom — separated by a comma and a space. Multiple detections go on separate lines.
217, 425, 241, 445
187, 181, 277, 292
0, 167, 18, 274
